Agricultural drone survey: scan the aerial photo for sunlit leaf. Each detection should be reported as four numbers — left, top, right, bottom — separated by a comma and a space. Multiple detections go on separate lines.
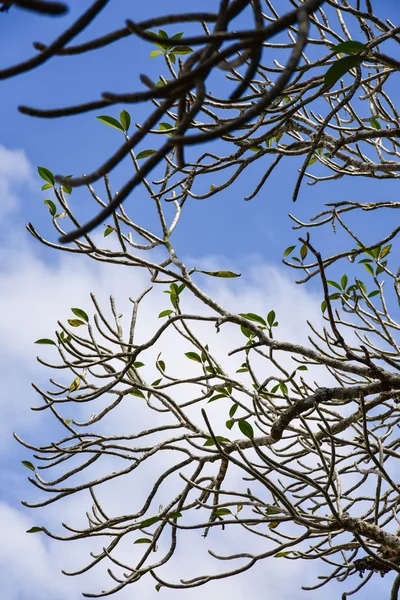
22, 460, 35, 471
150, 49, 164, 58
38, 166, 55, 185
104, 226, 115, 237
136, 149, 157, 159
130, 389, 145, 399
35, 338, 56, 345
96, 115, 124, 131
196, 270, 241, 278
71, 308, 89, 323
69, 376, 81, 393
185, 352, 202, 363
171, 46, 193, 55
43, 199, 57, 216
120, 109, 131, 131
283, 245, 296, 258
67, 319, 85, 327
159, 309, 174, 318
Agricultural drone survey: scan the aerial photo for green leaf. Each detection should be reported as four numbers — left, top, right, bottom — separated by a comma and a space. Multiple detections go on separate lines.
159, 309, 174, 318
104, 226, 115, 237
170, 46, 193, 55
96, 115, 124, 132
71, 308, 89, 323
226, 419, 234, 430
133, 362, 145, 368
159, 122, 174, 136
368, 289, 380, 298
340, 274, 348, 289
130, 389, 145, 399
267, 310, 276, 328
240, 326, 253, 339
363, 263, 375, 276
358, 281, 367, 294
203, 436, 230, 446
166, 511, 182, 519
69, 376, 81, 393
26, 527, 44, 534
239, 313, 267, 327
197, 270, 241, 278
134, 538, 152, 544
64, 419, 72, 424
266, 506, 282, 515
35, 338, 56, 345
268, 520, 280, 529
324, 55, 363, 87
38, 166, 55, 185
67, 319, 85, 327
307, 154, 318, 166
279, 382, 288, 395
150, 49, 164, 58
155, 584, 162, 592
151, 378, 162, 387
274, 551, 292, 558
120, 109, 131, 131
300, 244, 308, 260
22, 460, 35, 471
333, 40, 368, 54
214, 508, 232, 516
158, 29, 168, 39
140, 516, 160, 528
321, 300, 327, 312
43, 199, 57, 216
249, 146, 262, 153
185, 351, 202, 363
327, 280, 341, 290
168, 53, 176, 64
379, 244, 391, 259
370, 117, 381, 130
297, 365, 308, 371
208, 394, 228, 403
136, 149, 157, 159
227, 406, 238, 423
41, 183, 53, 190
283, 245, 296, 258
157, 359, 166, 372
61, 175, 73, 195
238, 419, 254, 439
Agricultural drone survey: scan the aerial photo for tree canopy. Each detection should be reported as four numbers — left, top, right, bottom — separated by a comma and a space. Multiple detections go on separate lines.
10, 1, 400, 599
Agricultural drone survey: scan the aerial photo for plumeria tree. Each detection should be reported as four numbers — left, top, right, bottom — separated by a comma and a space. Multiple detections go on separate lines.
15, 1, 400, 599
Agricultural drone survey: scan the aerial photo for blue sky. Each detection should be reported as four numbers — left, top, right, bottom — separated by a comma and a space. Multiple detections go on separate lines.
0, 1, 399, 598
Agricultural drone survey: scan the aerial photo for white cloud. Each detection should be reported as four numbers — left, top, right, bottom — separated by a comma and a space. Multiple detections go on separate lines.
0, 144, 34, 222
0, 148, 348, 600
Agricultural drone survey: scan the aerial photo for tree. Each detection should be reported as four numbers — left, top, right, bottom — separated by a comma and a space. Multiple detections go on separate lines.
16, 1, 400, 599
